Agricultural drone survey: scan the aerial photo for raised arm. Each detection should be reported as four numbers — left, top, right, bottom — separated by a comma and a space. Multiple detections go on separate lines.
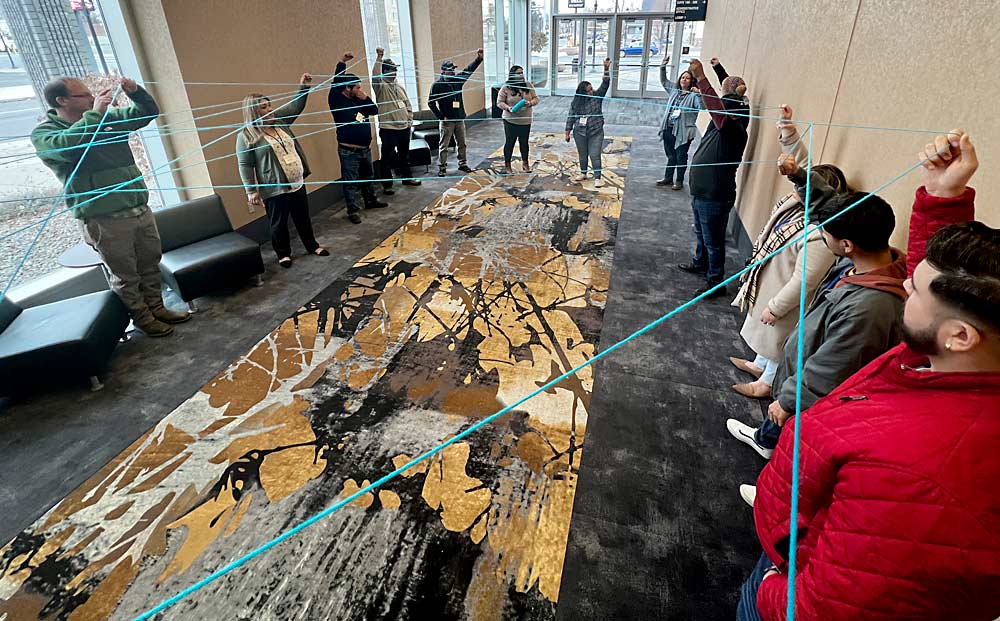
659, 56, 670, 91
275, 75, 312, 126
689, 59, 729, 130
908, 130, 978, 275
776, 104, 808, 165
458, 50, 484, 83
594, 58, 611, 97
710, 57, 728, 81
372, 47, 385, 86
107, 81, 160, 131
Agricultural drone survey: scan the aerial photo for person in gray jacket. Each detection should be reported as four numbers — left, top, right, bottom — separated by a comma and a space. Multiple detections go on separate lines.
656, 55, 702, 190
727, 166, 907, 460
238, 73, 328, 268
564, 57, 610, 187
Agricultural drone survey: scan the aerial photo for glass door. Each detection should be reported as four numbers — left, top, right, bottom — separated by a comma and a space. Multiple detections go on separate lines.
615, 17, 647, 97
553, 17, 610, 94
612, 15, 673, 98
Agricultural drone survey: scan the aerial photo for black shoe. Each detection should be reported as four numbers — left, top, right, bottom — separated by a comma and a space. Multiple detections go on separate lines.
458, 164, 473, 173
676, 262, 707, 275
383, 188, 395, 196
278, 257, 293, 268
438, 169, 447, 177
348, 212, 362, 224
695, 284, 729, 300
656, 178, 672, 186
402, 179, 422, 186
366, 200, 389, 209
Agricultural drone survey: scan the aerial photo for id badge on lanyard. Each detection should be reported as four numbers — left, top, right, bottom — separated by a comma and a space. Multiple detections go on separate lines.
579, 116, 588, 126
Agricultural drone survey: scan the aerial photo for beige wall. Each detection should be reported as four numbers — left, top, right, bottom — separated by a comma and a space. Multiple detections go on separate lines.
126, 0, 483, 230
412, 0, 487, 115
702, 0, 999, 249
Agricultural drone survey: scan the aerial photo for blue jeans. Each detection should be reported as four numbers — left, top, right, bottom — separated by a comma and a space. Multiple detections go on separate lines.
574, 129, 604, 178
736, 552, 774, 621
756, 418, 781, 450
338, 146, 377, 213
691, 197, 733, 284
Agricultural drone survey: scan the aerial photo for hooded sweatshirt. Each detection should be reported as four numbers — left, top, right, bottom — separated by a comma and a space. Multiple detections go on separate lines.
371, 58, 412, 131
770, 168, 910, 413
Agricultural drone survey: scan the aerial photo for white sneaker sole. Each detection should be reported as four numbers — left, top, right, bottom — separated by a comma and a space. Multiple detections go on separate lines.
739, 484, 756, 507
726, 418, 774, 460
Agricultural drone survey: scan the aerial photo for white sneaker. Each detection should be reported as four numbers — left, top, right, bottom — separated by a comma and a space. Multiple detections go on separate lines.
739, 484, 757, 507
726, 418, 774, 460
594, 178, 605, 188
572, 173, 587, 182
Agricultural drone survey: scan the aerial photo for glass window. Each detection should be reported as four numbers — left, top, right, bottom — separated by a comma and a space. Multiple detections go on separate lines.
0, 2, 163, 290
529, 0, 550, 89
483, 0, 512, 100
616, 0, 672, 11
555, 0, 618, 14
359, 0, 417, 109
643, 18, 673, 95
555, 0, 671, 13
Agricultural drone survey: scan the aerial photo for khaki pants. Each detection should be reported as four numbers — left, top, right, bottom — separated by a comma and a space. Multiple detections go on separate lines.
438, 120, 467, 170
80, 208, 164, 324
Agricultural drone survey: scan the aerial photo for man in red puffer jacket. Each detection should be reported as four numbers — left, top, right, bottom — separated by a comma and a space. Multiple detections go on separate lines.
738, 129, 1000, 621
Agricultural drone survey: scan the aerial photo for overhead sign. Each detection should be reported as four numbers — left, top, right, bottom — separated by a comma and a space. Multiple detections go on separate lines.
674, 0, 708, 21
568, 0, 586, 7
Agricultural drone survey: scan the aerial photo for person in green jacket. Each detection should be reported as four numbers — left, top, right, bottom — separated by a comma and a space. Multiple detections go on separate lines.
237, 73, 328, 268
31, 76, 188, 337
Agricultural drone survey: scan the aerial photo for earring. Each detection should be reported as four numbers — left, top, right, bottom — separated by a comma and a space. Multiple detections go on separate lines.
945, 342, 952, 350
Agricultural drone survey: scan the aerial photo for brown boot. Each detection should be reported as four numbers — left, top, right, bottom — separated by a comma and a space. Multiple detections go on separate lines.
134, 317, 174, 337
151, 304, 191, 324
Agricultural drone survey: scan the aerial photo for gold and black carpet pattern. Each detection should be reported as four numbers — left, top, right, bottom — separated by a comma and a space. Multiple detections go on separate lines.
0, 134, 631, 620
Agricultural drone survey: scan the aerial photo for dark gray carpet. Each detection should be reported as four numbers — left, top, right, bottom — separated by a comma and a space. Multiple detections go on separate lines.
554, 123, 765, 620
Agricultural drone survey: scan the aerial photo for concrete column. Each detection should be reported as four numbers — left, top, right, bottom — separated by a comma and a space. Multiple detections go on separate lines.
0, 0, 97, 103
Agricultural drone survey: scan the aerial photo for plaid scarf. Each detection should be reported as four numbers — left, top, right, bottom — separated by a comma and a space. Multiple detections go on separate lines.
735, 192, 805, 313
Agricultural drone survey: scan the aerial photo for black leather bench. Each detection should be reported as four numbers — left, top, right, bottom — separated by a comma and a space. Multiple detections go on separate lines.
155, 194, 264, 311
0, 291, 129, 394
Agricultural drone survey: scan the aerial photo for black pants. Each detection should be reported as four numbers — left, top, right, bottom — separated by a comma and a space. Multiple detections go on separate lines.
662, 127, 691, 185
503, 120, 531, 165
264, 187, 319, 258
379, 127, 412, 189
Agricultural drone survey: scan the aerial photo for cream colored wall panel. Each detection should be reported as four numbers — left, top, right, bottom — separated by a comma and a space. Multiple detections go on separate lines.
731, 0, 860, 239
824, 0, 1000, 246
157, 0, 367, 229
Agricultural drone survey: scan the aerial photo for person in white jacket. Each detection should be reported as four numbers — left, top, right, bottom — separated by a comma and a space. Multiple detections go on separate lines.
729, 105, 846, 399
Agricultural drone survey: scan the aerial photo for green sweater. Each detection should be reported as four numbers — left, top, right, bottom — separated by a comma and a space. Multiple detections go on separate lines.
236, 84, 312, 201
31, 86, 159, 219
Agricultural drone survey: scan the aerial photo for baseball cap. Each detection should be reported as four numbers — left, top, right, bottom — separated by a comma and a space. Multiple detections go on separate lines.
441, 60, 457, 71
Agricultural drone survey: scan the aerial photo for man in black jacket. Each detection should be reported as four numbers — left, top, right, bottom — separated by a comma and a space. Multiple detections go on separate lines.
329, 51, 388, 224
677, 57, 750, 298
428, 49, 483, 177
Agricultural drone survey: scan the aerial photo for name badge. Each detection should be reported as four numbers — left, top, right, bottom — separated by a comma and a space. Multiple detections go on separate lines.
355, 112, 365, 122
452, 100, 461, 109
396, 101, 406, 109
281, 151, 298, 165
579, 116, 588, 126
671, 108, 682, 120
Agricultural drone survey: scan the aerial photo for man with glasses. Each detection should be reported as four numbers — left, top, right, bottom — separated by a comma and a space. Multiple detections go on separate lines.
32, 76, 189, 337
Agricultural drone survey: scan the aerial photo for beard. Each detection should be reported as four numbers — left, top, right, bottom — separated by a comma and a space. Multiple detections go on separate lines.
901, 322, 942, 356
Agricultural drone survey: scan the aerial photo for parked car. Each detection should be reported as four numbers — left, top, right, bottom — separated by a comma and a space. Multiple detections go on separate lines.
621, 40, 659, 56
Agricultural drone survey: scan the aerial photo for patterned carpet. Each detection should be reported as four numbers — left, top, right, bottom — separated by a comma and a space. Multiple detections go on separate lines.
0, 133, 631, 620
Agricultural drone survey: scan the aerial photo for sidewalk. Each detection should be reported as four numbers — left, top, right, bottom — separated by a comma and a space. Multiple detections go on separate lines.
0, 84, 34, 103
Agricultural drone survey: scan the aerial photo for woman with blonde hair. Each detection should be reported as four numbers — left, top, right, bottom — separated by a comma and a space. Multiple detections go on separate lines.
237, 73, 327, 268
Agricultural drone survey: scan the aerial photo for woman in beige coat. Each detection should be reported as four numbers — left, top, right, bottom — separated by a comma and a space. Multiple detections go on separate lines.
729, 107, 847, 398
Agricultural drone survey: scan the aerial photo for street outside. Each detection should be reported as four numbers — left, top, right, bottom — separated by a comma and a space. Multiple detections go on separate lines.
0, 54, 78, 289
